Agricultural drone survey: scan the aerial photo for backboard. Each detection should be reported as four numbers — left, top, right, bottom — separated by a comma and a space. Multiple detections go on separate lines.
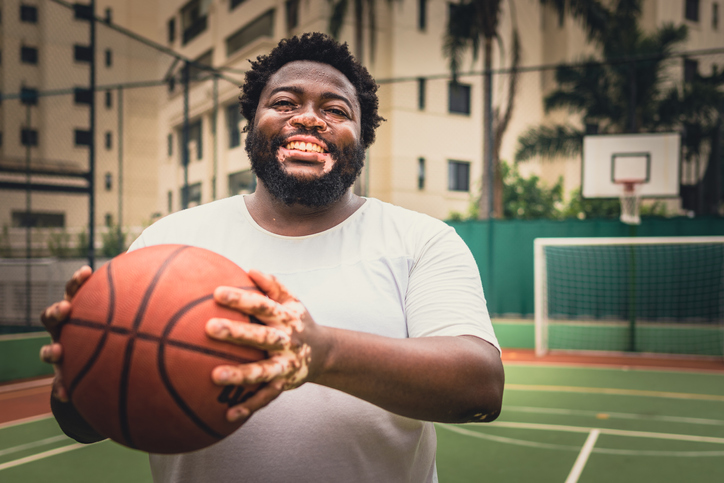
582, 133, 680, 198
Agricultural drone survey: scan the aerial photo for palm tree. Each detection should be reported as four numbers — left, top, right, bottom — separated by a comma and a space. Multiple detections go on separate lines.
515, 0, 690, 161
328, 0, 395, 64
443, 0, 608, 219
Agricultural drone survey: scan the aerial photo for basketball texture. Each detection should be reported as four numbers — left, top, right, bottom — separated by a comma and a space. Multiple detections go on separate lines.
60, 244, 266, 454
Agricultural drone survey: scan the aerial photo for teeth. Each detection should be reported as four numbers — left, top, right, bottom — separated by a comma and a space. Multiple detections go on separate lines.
286, 141, 324, 153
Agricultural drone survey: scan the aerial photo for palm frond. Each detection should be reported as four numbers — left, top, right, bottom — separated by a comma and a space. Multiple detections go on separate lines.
515, 124, 584, 162
328, 0, 349, 39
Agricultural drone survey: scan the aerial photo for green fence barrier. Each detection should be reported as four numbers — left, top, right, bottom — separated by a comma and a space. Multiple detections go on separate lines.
0, 333, 53, 383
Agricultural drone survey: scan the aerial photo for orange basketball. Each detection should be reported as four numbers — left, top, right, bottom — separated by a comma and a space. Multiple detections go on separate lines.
60, 244, 265, 454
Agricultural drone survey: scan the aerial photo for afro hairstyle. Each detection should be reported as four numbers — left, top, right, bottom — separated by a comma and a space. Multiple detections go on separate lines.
239, 32, 384, 149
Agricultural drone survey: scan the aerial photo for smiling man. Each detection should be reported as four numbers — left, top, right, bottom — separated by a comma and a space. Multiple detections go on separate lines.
41, 33, 504, 483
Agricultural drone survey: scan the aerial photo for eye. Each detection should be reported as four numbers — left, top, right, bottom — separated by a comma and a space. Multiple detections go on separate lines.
326, 107, 349, 118
272, 100, 296, 110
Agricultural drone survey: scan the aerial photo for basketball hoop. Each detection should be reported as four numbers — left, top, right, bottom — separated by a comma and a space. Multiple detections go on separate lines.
617, 181, 642, 225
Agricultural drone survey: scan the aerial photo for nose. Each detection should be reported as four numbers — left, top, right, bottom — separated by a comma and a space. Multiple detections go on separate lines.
290, 107, 326, 131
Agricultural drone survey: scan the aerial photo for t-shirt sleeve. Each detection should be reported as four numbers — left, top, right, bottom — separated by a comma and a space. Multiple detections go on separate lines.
405, 224, 500, 352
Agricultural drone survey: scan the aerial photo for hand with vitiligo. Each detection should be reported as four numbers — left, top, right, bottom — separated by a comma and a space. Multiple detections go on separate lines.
206, 269, 324, 423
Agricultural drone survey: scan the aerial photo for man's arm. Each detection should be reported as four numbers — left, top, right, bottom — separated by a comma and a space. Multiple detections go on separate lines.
206, 270, 504, 424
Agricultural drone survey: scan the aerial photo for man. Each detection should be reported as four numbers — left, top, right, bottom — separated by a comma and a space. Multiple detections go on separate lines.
41, 33, 504, 482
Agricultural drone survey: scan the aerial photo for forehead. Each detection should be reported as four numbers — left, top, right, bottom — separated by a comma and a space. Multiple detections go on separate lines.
261, 60, 359, 107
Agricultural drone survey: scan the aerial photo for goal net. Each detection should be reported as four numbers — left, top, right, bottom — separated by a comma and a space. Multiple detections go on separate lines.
534, 237, 724, 358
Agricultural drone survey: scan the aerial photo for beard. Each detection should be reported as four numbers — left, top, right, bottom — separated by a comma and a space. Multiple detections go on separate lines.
245, 128, 366, 207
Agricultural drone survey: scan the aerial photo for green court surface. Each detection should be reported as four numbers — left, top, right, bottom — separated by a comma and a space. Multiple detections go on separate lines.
1, 363, 723, 482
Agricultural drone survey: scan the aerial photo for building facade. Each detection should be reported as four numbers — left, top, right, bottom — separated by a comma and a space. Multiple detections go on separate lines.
0, 0, 160, 255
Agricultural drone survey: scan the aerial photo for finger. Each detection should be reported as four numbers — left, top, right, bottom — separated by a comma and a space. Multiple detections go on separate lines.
40, 343, 63, 364
248, 270, 294, 304
212, 355, 297, 386
226, 379, 284, 422
40, 300, 71, 339
64, 266, 92, 300
206, 318, 290, 351
52, 371, 69, 402
214, 287, 296, 326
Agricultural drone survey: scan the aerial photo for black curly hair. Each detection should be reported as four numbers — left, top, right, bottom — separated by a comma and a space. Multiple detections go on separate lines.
239, 32, 384, 149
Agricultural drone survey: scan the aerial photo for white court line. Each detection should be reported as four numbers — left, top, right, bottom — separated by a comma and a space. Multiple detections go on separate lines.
489, 421, 724, 445
0, 378, 53, 394
0, 435, 69, 457
564, 430, 599, 483
0, 414, 53, 430
504, 405, 724, 426
506, 384, 724, 402
437, 424, 724, 457
0, 443, 88, 472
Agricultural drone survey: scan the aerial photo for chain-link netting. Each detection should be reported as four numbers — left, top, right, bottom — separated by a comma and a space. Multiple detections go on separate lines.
0, 1, 242, 331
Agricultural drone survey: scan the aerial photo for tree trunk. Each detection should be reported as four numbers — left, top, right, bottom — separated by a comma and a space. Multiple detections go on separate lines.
478, 37, 494, 220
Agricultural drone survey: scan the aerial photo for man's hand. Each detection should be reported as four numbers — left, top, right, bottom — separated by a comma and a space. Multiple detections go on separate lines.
39, 266, 93, 402
205, 269, 327, 423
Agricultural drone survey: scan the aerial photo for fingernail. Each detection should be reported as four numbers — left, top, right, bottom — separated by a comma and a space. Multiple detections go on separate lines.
216, 369, 229, 383
230, 407, 249, 422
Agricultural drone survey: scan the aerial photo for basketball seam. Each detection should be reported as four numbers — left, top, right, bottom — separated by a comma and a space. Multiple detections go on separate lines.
67, 261, 116, 399
65, 317, 260, 364
158, 294, 226, 441
118, 245, 189, 450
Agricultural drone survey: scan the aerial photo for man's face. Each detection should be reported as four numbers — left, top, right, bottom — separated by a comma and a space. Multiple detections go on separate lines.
245, 60, 365, 206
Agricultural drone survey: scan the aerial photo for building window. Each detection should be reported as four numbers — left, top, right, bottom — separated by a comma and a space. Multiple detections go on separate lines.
104, 7, 112, 23
12, 211, 65, 228
685, 0, 699, 21
418, 0, 427, 30
168, 18, 176, 43
105, 172, 113, 191
418, 78, 426, 110
418, 158, 425, 190
20, 87, 39, 105
286, 0, 299, 32
74, 87, 92, 105
684, 58, 698, 83
179, 120, 202, 163
167, 133, 173, 156
104, 213, 113, 227
228, 170, 256, 196
167, 190, 173, 212
74, 129, 92, 146
227, 104, 243, 148
74, 45, 92, 62
714, 3, 719, 29
105, 131, 112, 150
181, 0, 208, 45
21, 46, 38, 64
226, 9, 274, 56
105, 49, 112, 67
21, 128, 38, 147
105, 90, 112, 108
230, 0, 246, 10
20, 4, 38, 23
448, 82, 471, 115
448, 160, 470, 191
181, 182, 202, 207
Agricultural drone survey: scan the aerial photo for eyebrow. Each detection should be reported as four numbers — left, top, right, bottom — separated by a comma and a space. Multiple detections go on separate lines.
268, 85, 355, 111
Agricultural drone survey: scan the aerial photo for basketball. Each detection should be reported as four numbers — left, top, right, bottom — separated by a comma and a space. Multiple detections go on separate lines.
59, 244, 266, 454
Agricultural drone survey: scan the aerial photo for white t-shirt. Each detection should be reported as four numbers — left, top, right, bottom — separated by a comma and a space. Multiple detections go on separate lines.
129, 196, 499, 483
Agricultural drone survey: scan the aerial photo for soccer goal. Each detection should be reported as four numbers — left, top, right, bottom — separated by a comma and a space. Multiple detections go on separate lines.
534, 237, 724, 358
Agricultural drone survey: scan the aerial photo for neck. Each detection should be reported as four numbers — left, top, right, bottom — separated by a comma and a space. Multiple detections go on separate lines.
245, 182, 365, 236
